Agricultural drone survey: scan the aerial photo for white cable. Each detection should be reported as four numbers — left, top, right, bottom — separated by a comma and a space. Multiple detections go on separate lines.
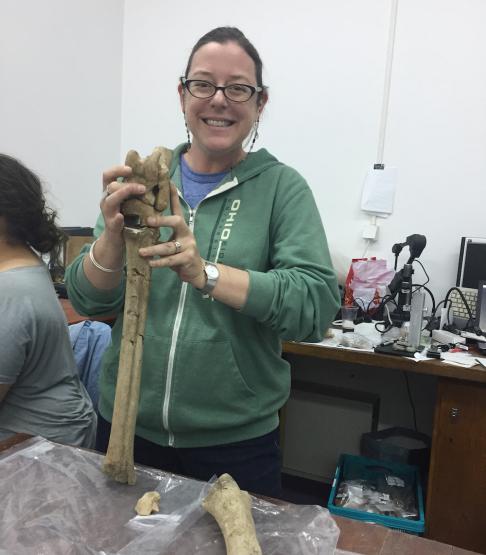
376, 0, 399, 166
362, 239, 371, 258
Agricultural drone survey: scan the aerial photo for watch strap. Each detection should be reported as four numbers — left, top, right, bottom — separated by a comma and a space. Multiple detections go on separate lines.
198, 260, 219, 295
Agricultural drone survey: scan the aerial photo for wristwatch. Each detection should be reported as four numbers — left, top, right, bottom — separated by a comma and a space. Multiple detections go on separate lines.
198, 260, 219, 295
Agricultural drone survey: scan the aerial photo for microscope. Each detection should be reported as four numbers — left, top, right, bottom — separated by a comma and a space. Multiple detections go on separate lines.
387, 234, 427, 327
375, 234, 427, 356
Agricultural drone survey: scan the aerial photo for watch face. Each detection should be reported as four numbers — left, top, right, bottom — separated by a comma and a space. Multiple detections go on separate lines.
206, 263, 219, 280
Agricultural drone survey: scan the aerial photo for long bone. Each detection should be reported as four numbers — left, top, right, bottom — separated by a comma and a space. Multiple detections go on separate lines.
203, 473, 262, 555
102, 147, 171, 485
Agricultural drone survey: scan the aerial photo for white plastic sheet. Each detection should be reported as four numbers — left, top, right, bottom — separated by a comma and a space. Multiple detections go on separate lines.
0, 437, 340, 554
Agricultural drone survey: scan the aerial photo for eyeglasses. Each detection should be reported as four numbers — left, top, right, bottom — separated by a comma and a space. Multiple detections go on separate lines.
180, 77, 263, 103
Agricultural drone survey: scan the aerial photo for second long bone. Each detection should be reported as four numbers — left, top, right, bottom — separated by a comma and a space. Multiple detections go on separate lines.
102, 146, 172, 485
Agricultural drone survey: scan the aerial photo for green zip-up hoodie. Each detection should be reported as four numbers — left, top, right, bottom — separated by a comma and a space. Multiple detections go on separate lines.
66, 144, 340, 447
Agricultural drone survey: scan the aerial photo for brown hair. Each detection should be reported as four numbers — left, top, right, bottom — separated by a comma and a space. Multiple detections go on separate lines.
184, 27, 265, 100
0, 153, 65, 259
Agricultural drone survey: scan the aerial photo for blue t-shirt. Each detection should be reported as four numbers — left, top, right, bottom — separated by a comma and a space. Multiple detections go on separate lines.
180, 154, 228, 209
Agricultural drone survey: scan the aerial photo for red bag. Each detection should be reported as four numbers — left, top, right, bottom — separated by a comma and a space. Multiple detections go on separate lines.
344, 258, 395, 314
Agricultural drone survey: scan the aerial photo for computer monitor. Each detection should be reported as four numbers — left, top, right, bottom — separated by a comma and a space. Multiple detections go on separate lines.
476, 281, 486, 333
456, 237, 486, 289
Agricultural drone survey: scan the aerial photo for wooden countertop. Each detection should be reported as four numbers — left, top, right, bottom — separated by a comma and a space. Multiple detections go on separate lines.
0, 434, 480, 554
60, 298, 115, 326
0, 433, 31, 453
283, 341, 486, 384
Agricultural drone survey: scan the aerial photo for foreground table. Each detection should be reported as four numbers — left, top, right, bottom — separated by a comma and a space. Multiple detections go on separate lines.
57, 299, 486, 553
334, 516, 480, 554
0, 434, 480, 555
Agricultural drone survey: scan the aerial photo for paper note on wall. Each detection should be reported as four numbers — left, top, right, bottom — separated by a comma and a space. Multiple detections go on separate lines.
361, 166, 397, 216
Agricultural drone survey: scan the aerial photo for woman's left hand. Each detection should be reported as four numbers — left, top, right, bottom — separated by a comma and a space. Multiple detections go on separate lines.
139, 184, 206, 289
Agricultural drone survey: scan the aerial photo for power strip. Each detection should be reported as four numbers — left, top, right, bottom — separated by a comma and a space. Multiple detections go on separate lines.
431, 329, 466, 345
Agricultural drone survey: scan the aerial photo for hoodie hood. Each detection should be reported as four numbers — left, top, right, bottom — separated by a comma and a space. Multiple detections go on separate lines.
169, 143, 282, 188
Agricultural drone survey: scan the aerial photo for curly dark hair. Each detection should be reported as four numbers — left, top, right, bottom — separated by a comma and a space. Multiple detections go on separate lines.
184, 27, 265, 102
0, 154, 65, 258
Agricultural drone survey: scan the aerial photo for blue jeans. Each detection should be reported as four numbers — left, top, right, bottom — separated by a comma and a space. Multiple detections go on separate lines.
96, 414, 282, 498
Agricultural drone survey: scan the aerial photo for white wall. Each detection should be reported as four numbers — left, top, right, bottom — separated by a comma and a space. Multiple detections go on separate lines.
121, 0, 486, 305
2, 1, 484, 300
119, 1, 484, 466
2, 0, 482, 479
0, 0, 124, 226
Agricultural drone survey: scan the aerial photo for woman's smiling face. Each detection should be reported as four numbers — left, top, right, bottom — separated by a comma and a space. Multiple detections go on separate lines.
179, 40, 266, 168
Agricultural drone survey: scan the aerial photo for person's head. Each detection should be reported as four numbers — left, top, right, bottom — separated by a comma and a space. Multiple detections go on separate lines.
178, 27, 268, 165
184, 27, 265, 101
0, 154, 64, 256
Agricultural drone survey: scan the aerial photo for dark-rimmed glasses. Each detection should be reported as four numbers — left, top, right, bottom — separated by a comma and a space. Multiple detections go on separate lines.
180, 77, 263, 103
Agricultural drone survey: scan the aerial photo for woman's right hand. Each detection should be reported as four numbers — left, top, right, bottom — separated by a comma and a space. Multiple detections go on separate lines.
100, 165, 146, 242
83, 166, 147, 288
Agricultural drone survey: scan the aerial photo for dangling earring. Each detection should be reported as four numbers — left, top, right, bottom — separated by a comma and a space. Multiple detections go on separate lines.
244, 118, 260, 152
248, 118, 260, 152
184, 114, 191, 148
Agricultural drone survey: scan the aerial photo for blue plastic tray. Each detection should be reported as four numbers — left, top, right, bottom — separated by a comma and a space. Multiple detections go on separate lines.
327, 453, 425, 534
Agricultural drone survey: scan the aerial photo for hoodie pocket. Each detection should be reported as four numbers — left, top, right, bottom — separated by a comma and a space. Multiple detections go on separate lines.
100, 335, 168, 433
169, 339, 257, 433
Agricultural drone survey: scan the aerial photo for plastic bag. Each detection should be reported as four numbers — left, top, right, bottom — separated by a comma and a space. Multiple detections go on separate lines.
344, 258, 395, 314
0, 437, 340, 554
337, 332, 374, 350
334, 478, 419, 520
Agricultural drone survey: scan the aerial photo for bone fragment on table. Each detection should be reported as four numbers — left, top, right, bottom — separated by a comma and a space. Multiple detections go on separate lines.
102, 147, 172, 485
203, 473, 262, 555
135, 491, 161, 516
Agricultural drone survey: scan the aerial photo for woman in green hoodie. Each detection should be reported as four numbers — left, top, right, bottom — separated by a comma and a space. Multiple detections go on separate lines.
66, 26, 340, 497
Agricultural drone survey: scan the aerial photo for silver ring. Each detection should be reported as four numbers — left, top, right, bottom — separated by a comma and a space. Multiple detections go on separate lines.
173, 240, 182, 254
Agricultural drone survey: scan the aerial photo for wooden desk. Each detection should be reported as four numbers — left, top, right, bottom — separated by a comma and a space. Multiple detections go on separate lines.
0, 434, 480, 555
333, 515, 480, 555
284, 341, 486, 384
283, 341, 486, 554
0, 432, 31, 453
60, 297, 115, 326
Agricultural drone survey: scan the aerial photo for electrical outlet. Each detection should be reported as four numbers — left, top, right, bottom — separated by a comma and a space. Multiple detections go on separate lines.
362, 224, 379, 241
